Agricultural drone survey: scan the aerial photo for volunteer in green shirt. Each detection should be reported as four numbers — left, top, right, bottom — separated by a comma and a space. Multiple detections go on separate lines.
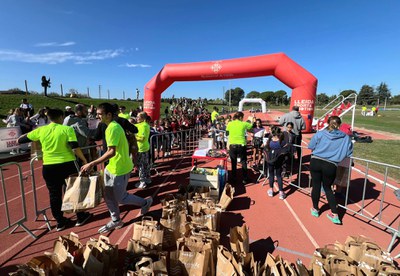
118, 105, 131, 120
226, 111, 253, 184
18, 108, 92, 231
211, 106, 219, 125
81, 103, 152, 233
134, 111, 151, 189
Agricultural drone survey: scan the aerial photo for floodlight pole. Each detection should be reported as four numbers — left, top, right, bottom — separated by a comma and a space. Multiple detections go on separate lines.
60, 84, 63, 96
25, 80, 28, 95
108, 89, 110, 100
99, 85, 101, 99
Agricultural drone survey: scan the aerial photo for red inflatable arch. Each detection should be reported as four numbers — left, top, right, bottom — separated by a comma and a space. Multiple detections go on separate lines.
144, 53, 317, 132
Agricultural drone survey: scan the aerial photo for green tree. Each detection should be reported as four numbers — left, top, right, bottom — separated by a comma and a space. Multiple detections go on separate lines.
340, 89, 357, 98
274, 90, 287, 105
246, 91, 260, 98
376, 82, 391, 105
317, 93, 330, 106
260, 91, 275, 103
224, 87, 245, 106
358, 85, 375, 105
391, 94, 400, 104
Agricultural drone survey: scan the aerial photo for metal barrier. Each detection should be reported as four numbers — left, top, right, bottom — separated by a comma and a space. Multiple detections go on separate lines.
0, 162, 36, 239
282, 144, 400, 253
149, 128, 203, 170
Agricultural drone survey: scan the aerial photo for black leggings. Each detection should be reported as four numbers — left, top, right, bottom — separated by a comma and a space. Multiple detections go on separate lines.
229, 145, 248, 180
268, 164, 283, 191
310, 158, 338, 214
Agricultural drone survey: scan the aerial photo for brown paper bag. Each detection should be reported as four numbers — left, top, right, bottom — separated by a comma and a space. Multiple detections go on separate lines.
82, 243, 104, 275
218, 183, 235, 210
26, 255, 59, 276
176, 245, 209, 276
216, 245, 239, 275
50, 239, 85, 275
132, 216, 164, 249
130, 255, 168, 275
86, 235, 118, 275
230, 224, 250, 255
61, 172, 103, 213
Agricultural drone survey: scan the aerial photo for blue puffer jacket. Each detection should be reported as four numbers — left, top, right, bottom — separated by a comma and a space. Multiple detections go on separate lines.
308, 129, 353, 164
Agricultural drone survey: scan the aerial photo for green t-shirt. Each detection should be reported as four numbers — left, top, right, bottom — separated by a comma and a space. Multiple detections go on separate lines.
105, 121, 133, 176
226, 120, 253, 145
135, 121, 150, 152
211, 111, 219, 122
27, 123, 77, 165
118, 112, 130, 120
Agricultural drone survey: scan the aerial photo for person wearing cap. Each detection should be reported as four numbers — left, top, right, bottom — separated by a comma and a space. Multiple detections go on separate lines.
64, 106, 74, 117
226, 111, 253, 184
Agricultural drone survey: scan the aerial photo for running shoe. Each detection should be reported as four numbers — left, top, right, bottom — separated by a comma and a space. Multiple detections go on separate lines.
279, 191, 286, 200
310, 208, 319, 217
135, 181, 147, 189
98, 220, 123, 233
327, 213, 341, 224
267, 189, 274, 197
75, 212, 93, 227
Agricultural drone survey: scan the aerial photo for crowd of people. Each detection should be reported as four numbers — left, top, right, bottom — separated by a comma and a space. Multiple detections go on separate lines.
1, 97, 354, 232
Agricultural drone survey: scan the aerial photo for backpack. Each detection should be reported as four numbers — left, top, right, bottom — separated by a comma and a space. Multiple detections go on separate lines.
355, 136, 373, 143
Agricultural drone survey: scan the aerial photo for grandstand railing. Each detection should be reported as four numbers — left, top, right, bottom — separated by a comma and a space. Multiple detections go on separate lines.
0, 162, 36, 239
283, 144, 400, 253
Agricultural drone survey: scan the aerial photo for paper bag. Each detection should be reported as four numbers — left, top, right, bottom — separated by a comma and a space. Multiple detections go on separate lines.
216, 245, 239, 276
61, 172, 103, 213
83, 243, 105, 275
230, 224, 250, 255
218, 183, 235, 210
132, 216, 163, 249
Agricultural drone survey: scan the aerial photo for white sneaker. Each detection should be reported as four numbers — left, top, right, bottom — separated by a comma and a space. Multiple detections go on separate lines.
279, 191, 287, 200
98, 220, 123, 233
267, 189, 274, 197
135, 182, 147, 189
141, 197, 153, 216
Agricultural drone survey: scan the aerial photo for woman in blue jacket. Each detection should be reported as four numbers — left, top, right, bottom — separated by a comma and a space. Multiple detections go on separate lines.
308, 116, 353, 224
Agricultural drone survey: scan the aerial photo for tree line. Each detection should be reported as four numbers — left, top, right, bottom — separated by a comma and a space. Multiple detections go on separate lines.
223, 82, 399, 106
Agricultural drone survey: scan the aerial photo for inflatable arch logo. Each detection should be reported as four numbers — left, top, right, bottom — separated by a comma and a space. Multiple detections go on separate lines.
144, 53, 317, 132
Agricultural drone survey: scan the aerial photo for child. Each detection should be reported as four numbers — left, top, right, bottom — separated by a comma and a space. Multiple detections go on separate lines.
265, 127, 288, 199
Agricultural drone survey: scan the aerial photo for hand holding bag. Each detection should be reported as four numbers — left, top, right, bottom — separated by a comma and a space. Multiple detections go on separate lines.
61, 171, 104, 213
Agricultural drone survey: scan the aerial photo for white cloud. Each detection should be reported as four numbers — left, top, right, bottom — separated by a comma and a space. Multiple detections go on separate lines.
121, 63, 151, 68
135, 47, 139, 51
0, 49, 124, 64
34, 41, 76, 47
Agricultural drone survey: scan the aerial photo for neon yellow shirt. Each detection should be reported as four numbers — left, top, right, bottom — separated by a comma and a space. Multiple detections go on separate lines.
118, 112, 130, 120
135, 121, 150, 152
211, 111, 219, 122
226, 120, 252, 145
105, 121, 133, 176
27, 123, 77, 165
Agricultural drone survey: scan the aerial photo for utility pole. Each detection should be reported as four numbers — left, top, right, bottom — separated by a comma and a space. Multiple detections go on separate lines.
25, 80, 28, 95
60, 84, 63, 96
87, 87, 90, 98
123, 90, 125, 100
98, 85, 101, 99
107, 89, 110, 100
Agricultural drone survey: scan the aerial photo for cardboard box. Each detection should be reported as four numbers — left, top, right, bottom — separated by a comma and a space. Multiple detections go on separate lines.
190, 167, 220, 199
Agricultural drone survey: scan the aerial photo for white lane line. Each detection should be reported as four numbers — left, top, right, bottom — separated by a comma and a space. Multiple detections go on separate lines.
0, 223, 48, 259
275, 184, 319, 249
352, 167, 398, 190
116, 158, 185, 245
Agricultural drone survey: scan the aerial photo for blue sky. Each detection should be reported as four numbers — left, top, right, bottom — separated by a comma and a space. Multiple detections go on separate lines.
1, 0, 399, 100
